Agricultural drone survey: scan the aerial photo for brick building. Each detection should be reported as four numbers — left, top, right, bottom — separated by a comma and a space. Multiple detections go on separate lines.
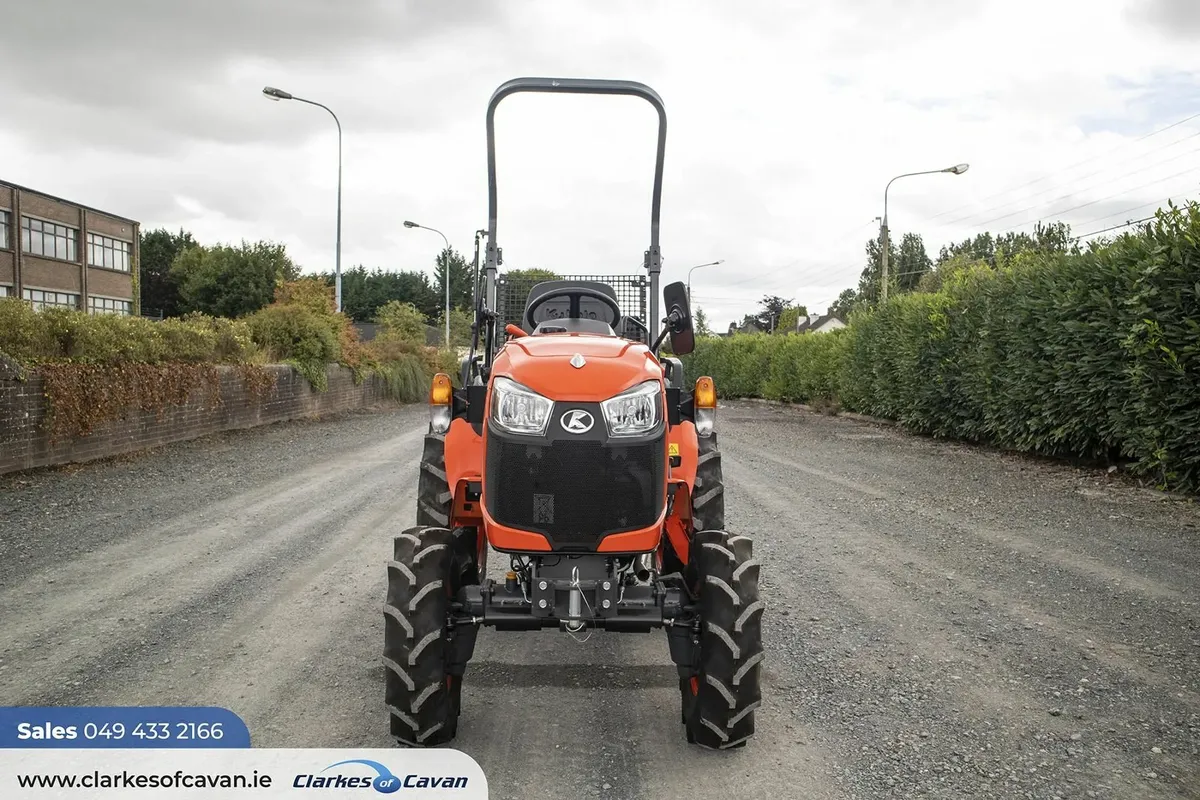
0, 180, 139, 315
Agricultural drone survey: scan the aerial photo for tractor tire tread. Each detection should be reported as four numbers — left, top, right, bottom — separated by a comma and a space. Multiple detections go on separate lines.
383, 525, 459, 747
691, 432, 725, 534
684, 529, 763, 750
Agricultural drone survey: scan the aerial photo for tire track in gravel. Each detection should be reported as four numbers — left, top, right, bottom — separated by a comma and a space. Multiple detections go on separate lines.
724, 454, 1194, 797
0, 428, 423, 648
718, 411, 1200, 800
0, 427, 424, 705
727, 436, 1200, 696
738, 439, 1192, 606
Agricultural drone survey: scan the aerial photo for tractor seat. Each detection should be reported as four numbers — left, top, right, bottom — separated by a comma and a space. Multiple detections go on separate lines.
532, 318, 615, 336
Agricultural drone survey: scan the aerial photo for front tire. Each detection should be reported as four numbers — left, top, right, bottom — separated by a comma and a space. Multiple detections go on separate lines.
682, 529, 763, 750
384, 526, 460, 747
691, 431, 725, 532
664, 431, 725, 577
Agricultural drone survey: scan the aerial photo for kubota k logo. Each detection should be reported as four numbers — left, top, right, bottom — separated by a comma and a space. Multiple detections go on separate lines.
560, 409, 594, 434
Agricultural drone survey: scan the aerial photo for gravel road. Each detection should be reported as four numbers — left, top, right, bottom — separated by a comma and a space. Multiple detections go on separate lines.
1, 402, 1197, 799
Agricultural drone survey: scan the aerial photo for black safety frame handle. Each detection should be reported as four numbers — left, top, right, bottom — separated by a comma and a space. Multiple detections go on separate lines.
485, 77, 667, 254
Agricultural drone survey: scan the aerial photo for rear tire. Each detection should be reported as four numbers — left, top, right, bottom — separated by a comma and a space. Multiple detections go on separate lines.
384, 526, 460, 747
682, 529, 763, 750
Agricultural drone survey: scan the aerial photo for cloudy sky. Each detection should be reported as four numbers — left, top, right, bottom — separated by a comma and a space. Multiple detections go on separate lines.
3, 0, 1199, 329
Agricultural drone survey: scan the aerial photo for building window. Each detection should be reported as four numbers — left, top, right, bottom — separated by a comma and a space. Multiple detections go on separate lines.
0, 285, 11, 298
23, 288, 80, 310
22, 217, 78, 262
88, 296, 133, 316
0, 210, 10, 250
87, 233, 132, 273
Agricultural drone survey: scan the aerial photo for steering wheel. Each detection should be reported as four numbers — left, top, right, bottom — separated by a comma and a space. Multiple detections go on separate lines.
524, 287, 624, 331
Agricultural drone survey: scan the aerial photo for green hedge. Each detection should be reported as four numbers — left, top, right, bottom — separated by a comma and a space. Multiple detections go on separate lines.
682, 204, 1200, 493
0, 293, 462, 400
0, 300, 256, 366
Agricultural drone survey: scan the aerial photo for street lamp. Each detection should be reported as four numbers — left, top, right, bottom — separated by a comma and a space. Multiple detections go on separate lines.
405, 220, 452, 348
686, 259, 725, 305
880, 163, 968, 302
262, 86, 344, 313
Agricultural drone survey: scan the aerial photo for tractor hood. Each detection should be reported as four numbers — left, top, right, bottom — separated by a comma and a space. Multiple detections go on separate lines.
492, 334, 664, 402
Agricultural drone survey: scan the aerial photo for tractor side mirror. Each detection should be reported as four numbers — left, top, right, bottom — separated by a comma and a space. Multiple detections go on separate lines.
661, 281, 695, 356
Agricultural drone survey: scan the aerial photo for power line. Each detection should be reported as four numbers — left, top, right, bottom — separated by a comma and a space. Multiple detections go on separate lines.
938, 129, 1200, 230
924, 110, 1200, 225
1075, 214, 1159, 239
1073, 193, 1187, 229
994, 164, 1200, 234
978, 144, 1200, 232
705, 219, 877, 290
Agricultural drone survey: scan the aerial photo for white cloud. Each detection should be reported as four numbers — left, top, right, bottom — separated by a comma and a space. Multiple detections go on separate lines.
3, 0, 1199, 329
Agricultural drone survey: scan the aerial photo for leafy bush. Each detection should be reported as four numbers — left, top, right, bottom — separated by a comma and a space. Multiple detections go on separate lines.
0, 298, 64, 363
244, 305, 339, 391
0, 299, 257, 366
683, 334, 773, 398
761, 329, 849, 408
178, 313, 258, 362
171, 239, 299, 318
375, 300, 429, 345
376, 355, 431, 403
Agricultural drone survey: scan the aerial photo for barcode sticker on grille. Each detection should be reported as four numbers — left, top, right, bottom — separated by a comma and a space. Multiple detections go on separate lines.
533, 493, 554, 524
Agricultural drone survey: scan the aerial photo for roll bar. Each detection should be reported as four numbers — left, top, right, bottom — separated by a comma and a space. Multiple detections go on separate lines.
482, 77, 667, 343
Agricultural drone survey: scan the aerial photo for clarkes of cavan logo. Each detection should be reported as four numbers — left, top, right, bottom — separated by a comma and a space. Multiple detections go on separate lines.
560, 409, 594, 434
293, 759, 469, 793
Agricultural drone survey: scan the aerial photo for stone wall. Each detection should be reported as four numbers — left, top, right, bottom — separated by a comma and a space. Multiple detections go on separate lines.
0, 364, 394, 476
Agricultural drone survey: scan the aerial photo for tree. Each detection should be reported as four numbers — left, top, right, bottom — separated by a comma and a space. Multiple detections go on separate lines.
433, 248, 474, 312
829, 288, 859, 319
171, 240, 300, 318
777, 305, 808, 333
273, 276, 336, 315
693, 306, 713, 337
375, 300, 429, 345
502, 268, 562, 283
139, 227, 197, 318
758, 295, 794, 332
437, 307, 474, 348
854, 231, 930, 305
894, 232, 933, 292
936, 221, 1074, 267
755, 295, 807, 333
916, 253, 989, 294
322, 265, 439, 323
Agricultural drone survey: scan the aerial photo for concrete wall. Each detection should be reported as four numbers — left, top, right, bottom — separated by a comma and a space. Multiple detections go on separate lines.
0, 364, 395, 476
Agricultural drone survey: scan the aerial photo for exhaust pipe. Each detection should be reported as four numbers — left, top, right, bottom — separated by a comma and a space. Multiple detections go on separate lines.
635, 553, 654, 583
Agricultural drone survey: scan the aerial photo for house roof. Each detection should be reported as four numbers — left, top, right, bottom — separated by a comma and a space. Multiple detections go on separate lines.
795, 313, 844, 333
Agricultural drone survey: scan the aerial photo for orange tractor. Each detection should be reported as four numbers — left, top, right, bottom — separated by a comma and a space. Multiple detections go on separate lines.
383, 78, 763, 750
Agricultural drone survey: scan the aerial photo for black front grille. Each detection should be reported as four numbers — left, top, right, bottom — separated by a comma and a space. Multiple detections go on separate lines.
485, 431, 665, 550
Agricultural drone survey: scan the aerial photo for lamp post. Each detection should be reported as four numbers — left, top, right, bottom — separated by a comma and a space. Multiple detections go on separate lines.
686, 259, 725, 305
405, 220, 452, 347
262, 86, 343, 313
880, 163, 968, 302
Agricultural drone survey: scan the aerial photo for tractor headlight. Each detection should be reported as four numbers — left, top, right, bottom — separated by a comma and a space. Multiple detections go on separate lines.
490, 376, 554, 436
601, 380, 662, 438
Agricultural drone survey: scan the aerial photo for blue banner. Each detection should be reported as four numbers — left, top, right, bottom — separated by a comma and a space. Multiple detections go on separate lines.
0, 707, 251, 748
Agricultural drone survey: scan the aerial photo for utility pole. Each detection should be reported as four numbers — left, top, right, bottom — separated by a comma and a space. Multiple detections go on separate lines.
879, 216, 890, 303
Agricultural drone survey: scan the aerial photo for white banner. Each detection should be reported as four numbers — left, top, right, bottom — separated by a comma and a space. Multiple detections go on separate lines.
1, 748, 488, 799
